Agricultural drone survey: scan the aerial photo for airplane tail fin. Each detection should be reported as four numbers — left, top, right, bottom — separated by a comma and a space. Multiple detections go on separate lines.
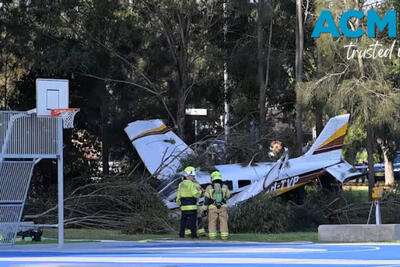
304, 114, 349, 159
124, 120, 193, 179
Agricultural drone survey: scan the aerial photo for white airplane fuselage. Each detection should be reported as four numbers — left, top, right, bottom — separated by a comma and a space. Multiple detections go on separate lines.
125, 114, 362, 209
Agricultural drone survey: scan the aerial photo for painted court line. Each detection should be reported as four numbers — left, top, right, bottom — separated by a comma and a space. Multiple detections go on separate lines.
110, 247, 327, 253
1, 257, 400, 265
108, 244, 380, 254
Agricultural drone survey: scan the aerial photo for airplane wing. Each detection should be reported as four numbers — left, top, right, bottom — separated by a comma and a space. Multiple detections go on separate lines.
227, 114, 363, 206
325, 161, 361, 183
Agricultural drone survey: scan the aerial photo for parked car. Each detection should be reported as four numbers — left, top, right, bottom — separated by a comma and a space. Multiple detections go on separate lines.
355, 151, 400, 181
374, 152, 400, 180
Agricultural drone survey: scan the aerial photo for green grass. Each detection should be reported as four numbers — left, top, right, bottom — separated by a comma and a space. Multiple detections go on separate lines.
42, 228, 177, 241
15, 238, 92, 245
229, 232, 318, 242
342, 185, 369, 202
39, 228, 317, 243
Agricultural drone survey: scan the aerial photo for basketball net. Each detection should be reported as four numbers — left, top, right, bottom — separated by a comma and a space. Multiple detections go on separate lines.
50, 108, 80, 129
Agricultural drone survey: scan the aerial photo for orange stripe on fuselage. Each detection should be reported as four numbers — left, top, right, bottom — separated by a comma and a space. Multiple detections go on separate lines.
131, 124, 169, 142
313, 123, 348, 154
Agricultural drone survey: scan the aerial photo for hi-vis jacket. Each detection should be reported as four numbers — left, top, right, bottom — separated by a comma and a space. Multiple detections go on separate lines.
176, 180, 202, 211
204, 184, 230, 209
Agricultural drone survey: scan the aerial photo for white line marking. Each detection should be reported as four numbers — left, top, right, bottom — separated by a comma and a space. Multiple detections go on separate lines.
2, 257, 400, 265
194, 248, 327, 253
316, 246, 380, 254
109, 245, 379, 254
12, 264, 76, 267
324, 243, 400, 246
110, 247, 326, 253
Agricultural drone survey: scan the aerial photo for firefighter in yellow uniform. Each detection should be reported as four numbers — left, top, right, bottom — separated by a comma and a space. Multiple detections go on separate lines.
176, 166, 202, 238
204, 171, 230, 240
184, 180, 206, 237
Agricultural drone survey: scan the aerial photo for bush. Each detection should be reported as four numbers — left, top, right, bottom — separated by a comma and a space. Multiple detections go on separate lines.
297, 185, 370, 226
380, 185, 400, 224
228, 183, 390, 233
229, 194, 292, 233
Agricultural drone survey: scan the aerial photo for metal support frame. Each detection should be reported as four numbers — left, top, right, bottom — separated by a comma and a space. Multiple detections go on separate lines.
57, 117, 64, 247
375, 200, 381, 225
367, 200, 382, 225
0, 111, 71, 247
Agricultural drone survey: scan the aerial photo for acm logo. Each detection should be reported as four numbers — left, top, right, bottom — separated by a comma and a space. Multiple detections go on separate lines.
311, 10, 397, 38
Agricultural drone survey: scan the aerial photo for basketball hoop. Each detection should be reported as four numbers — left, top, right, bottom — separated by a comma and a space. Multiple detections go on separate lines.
50, 108, 80, 129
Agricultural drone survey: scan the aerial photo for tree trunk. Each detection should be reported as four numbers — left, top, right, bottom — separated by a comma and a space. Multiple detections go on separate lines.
315, 108, 323, 137
175, 13, 189, 139
100, 81, 109, 176
365, 122, 375, 200
177, 46, 188, 139
262, 13, 273, 138
295, 0, 304, 82
223, 1, 230, 142
257, 0, 266, 136
295, 0, 304, 155
315, 43, 323, 136
3, 57, 7, 109
101, 128, 110, 175
177, 91, 186, 139
383, 151, 394, 185
377, 138, 395, 185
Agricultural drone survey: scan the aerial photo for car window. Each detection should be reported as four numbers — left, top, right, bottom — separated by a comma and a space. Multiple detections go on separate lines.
394, 154, 400, 164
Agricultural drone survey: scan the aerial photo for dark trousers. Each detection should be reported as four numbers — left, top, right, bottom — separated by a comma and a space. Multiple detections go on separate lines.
179, 210, 197, 238
197, 216, 204, 230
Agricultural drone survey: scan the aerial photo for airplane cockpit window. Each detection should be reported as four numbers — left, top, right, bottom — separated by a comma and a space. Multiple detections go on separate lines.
158, 175, 182, 199
224, 181, 233, 190
238, 180, 251, 188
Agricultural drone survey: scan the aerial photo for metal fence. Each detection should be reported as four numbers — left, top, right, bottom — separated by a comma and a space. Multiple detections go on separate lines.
0, 112, 60, 157
0, 161, 36, 203
0, 111, 61, 246
0, 206, 24, 245
0, 160, 37, 246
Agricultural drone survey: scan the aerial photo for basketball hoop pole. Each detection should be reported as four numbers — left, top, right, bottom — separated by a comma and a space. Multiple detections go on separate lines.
57, 117, 64, 248
34, 78, 79, 248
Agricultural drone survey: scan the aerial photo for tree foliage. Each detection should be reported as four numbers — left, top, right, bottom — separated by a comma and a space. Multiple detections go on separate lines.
1, 0, 400, 229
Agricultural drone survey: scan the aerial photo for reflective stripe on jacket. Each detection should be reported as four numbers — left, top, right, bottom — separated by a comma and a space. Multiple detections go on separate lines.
204, 184, 230, 209
176, 180, 201, 211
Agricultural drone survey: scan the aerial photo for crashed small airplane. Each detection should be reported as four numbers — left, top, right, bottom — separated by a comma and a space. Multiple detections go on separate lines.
124, 114, 361, 209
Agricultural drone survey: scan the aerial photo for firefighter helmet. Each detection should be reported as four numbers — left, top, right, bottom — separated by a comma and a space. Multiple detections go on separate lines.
183, 166, 196, 177
211, 171, 222, 182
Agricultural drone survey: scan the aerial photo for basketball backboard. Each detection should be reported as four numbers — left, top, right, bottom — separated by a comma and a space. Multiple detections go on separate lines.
36, 79, 69, 116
